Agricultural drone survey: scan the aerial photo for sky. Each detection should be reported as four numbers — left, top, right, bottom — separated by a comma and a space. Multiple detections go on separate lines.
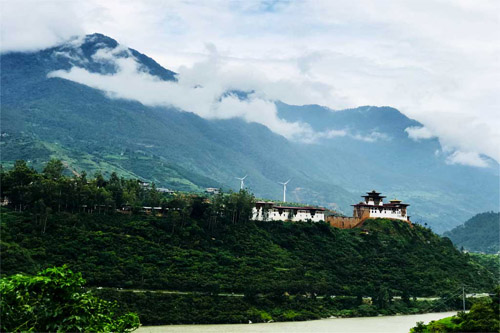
1, 0, 499, 166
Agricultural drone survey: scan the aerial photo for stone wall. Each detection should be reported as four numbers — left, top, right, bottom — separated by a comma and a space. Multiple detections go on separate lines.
327, 214, 412, 229
327, 216, 364, 229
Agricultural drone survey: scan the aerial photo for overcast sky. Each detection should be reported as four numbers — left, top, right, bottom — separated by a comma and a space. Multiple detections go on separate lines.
1, 0, 499, 166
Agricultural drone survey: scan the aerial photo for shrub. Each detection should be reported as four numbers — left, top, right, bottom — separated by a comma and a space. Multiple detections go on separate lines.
0, 266, 140, 332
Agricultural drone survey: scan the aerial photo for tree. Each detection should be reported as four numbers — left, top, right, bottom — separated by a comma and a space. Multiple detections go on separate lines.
43, 159, 65, 180
410, 287, 500, 332
223, 190, 255, 224
146, 183, 162, 207
0, 266, 140, 332
457, 288, 500, 332
1, 160, 38, 211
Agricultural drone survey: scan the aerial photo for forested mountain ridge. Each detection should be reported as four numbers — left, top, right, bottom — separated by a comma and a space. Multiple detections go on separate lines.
1, 165, 497, 325
0, 164, 494, 296
1, 207, 495, 298
443, 212, 499, 254
1, 33, 498, 232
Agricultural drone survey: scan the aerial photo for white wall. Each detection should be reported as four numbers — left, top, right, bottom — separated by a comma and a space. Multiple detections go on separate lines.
252, 207, 325, 222
366, 207, 407, 221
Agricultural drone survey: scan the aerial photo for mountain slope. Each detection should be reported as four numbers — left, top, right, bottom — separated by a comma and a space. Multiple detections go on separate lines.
276, 103, 499, 229
443, 212, 500, 253
1, 208, 495, 296
1, 33, 498, 232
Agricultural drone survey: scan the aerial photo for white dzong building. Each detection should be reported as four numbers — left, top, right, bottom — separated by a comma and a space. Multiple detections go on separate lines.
352, 190, 410, 222
252, 201, 325, 222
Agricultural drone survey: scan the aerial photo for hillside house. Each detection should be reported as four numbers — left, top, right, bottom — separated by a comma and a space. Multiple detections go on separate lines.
205, 188, 220, 195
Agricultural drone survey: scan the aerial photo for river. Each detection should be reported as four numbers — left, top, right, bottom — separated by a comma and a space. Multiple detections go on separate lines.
137, 311, 457, 333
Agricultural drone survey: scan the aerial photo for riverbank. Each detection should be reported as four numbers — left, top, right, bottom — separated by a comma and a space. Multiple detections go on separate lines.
94, 288, 466, 325
137, 311, 458, 333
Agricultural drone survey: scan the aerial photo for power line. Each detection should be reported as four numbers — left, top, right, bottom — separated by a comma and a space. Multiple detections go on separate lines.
420, 287, 467, 314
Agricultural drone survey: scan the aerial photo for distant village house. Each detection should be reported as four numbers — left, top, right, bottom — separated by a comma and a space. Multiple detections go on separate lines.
205, 188, 220, 195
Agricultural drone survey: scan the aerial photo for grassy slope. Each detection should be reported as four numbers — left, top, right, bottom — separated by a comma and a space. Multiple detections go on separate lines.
0, 134, 218, 191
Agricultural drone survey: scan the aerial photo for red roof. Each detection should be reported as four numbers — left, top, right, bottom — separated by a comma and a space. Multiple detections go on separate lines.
275, 206, 326, 211
255, 201, 325, 211
352, 203, 409, 208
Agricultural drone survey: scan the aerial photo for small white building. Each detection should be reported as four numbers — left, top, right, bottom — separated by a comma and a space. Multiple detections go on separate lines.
352, 190, 410, 222
205, 187, 220, 195
158, 187, 175, 194
253, 201, 325, 222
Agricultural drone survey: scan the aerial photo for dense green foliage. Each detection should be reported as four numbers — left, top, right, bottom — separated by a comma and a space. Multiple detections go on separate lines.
410, 287, 500, 332
0, 266, 139, 332
1, 164, 497, 324
93, 289, 467, 325
2, 207, 495, 298
1, 33, 499, 232
444, 212, 500, 254
0, 159, 185, 214
469, 253, 500, 283
1, 204, 495, 299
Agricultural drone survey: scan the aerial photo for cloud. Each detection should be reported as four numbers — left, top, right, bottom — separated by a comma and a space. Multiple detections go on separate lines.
48, 46, 318, 141
48, 44, 395, 145
315, 129, 348, 139
445, 151, 490, 168
352, 131, 390, 143
0, 1, 83, 53
405, 126, 435, 141
312, 129, 390, 142
3, 0, 500, 163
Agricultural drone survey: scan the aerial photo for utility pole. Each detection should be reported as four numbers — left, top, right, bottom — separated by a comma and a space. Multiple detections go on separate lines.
462, 286, 466, 312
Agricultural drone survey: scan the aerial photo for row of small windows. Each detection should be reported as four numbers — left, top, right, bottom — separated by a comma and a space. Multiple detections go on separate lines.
370, 209, 400, 213
268, 209, 323, 214
264, 211, 324, 217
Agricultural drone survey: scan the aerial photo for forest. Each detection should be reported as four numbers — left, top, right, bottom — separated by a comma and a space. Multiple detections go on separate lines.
1, 160, 498, 324
444, 212, 499, 254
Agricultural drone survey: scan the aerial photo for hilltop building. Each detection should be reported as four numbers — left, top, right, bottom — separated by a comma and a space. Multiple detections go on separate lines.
328, 190, 411, 229
253, 201, 325, 222
353, 190, 410, 221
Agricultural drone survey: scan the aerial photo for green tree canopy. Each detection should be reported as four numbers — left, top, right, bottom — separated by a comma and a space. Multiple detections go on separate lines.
0, 265, 140, 332
43, 159, 65, 180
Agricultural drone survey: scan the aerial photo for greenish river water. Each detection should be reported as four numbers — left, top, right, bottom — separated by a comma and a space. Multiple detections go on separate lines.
137, 311, 457, 333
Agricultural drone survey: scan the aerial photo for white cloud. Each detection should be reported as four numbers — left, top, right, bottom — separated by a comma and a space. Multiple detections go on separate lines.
446, 151, 490, 168
315, 129, 348, 139
48, 44, 394, 145
2, 0, 499, 163
0, 1, 83, 53
352, 131, 390, 143
48, 46, 317, 141
405, 126, 435, 141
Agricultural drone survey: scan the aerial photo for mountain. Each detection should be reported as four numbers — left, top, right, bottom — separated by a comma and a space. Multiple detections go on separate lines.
443, 212, 500, 253
1, 33, 498, 232
276, 103, 499, 230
